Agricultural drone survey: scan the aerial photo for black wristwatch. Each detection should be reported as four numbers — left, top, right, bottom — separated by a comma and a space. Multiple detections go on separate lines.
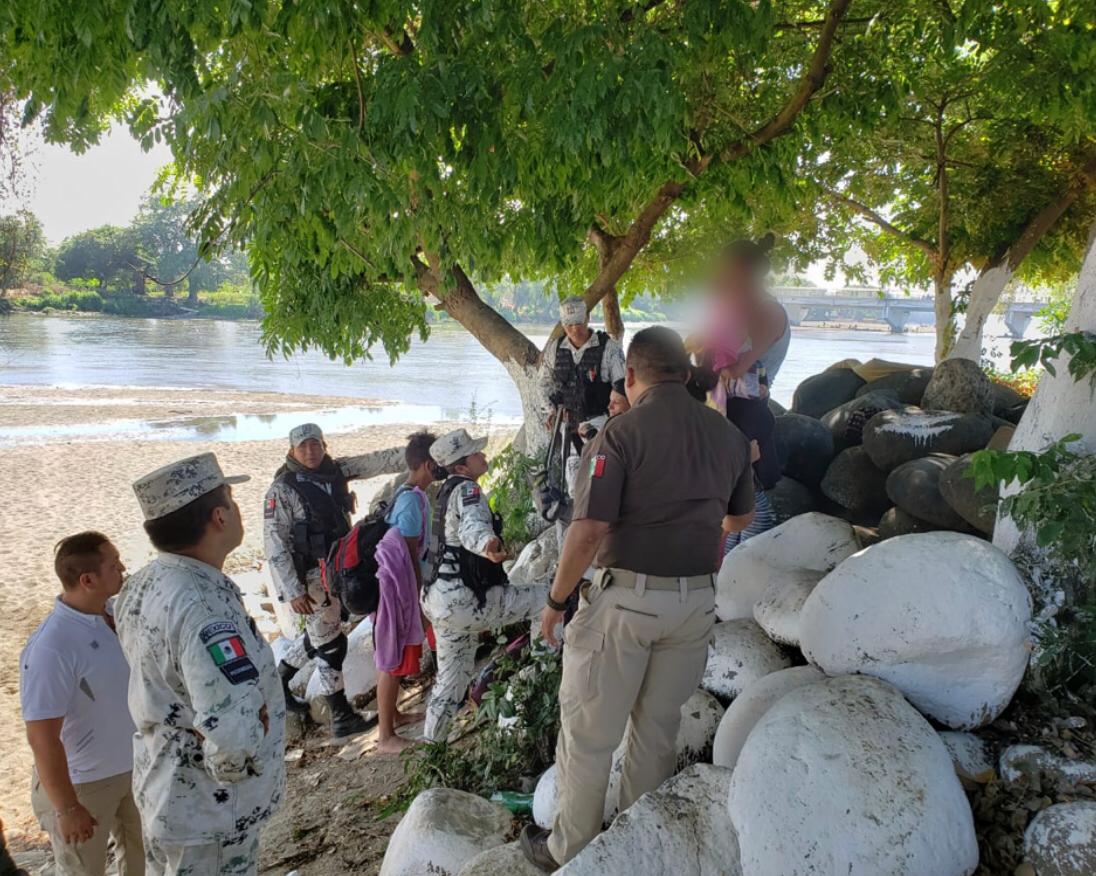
546, 593, 568, 612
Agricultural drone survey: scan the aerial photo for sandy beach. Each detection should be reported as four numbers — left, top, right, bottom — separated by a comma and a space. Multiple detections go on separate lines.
0, 384, 511, 840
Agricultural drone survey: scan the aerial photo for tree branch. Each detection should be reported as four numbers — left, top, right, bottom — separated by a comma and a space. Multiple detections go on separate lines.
823, 187, 938, 258
722, 0, 853, 162
619, 1, 667, 24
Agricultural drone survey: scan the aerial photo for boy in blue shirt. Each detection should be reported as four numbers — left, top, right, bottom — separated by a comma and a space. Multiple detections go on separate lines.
376, 432, 438, 752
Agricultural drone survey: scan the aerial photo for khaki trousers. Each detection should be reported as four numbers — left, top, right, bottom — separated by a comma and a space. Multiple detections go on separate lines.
32, 770, 145, 876
548, 571, 715, 865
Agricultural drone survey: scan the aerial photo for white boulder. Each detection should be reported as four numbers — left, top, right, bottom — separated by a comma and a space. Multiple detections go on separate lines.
752, 568, 820, 646
536, 690, 725, 829
700, 619, 791, 702
559, 765, 741, 876
800, 532, 1032, 729
712, 666, 825, 770
508, 526, 559, 585
716, 512, 860, 620
1023, 801, 1096, 876
999, 744, 1096, 786
729, 675, 978, 876
938, 731, 994, 783
343, 618, 380, 702
457, 842, 544, 876
379, 788, 513, 876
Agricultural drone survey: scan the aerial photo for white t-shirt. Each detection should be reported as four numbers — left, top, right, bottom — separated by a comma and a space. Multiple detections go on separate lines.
20, 597, 136, 784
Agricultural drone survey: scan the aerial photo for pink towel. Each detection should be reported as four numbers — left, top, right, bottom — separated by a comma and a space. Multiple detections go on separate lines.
372, 527, 425, 673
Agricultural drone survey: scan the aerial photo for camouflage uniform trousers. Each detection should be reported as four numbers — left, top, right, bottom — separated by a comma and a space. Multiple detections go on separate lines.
144, 827, 259, 876
279, 571, 345, 696
421, 578, 548, 742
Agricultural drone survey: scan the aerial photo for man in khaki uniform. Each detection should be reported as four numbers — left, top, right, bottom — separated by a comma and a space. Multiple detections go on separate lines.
521, 326, 756, 870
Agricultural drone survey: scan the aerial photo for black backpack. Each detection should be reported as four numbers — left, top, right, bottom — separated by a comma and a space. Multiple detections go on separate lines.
321, 510, 390, 616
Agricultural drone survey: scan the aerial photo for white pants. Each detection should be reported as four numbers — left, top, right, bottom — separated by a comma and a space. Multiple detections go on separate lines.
144, 828, 259, 876
422, 578, 548, 741
281, 572, 344, 696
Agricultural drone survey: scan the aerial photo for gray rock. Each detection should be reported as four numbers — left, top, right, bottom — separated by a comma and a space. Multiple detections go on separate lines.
774, 413, 835, 487
999, 744, 1096, 786
988, 425, 1015, 450
1000, 400, 1029, 424
767, 397, 787, 417
990, 380, 1027, 416
938, 454, 998, 534
820, 446, 891, 518
791, 368, 866, 419
862, 408, 995, 471
922, 358, 994, 415
1023, 801, 1096, 876
855, 367, 934, 404
938, 731, 994, 782
458, 843, 545, 876
885, 454, 970, 530
558, 765, 741, 876
766, 477, 820, 523
821, 390, 904, 451
878, 506, 938, 540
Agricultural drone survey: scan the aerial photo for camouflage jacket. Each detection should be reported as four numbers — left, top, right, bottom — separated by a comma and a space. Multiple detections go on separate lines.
115, 553, 286, 843
263, 447, 406, 602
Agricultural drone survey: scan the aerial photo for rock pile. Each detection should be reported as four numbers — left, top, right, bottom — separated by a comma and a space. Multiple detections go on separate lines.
380, 361, 1040, 876
776, 359, 1024, 535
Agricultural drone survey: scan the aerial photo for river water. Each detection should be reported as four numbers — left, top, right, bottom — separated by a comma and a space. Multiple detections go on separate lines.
0, 314, 942, 439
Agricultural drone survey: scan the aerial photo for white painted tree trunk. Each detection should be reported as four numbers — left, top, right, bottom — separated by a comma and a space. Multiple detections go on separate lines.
950, 264, 1013, 362
994, 224, 1096, 553
504, 360, 551, 455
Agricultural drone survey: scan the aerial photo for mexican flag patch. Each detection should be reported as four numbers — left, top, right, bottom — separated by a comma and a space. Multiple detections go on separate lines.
590, 454, 607, 478
208, 636, 247, 666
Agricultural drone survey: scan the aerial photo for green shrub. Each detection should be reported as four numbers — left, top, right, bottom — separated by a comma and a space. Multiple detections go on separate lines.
19, 289, 103, 311
485, 446, 539, 548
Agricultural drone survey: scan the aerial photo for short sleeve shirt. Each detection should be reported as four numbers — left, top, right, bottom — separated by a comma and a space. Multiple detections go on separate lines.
20, 597, 136, 784
386, 487, 430, 569
572, 381, 755, 576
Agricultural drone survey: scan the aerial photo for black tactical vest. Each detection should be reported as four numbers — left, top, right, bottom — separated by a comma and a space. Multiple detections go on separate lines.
275, 466, 354, 585
552, 330, 613, 420
426, 475, 507, 607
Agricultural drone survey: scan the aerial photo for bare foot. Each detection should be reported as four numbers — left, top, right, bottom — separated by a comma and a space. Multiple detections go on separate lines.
394, 710, 424, 728
376, 734, 414, 754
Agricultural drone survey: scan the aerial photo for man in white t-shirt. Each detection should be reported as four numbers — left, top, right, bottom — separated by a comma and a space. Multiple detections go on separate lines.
20, 532, 143, 876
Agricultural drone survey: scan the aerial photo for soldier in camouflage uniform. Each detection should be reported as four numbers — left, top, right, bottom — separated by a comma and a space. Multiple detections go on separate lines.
263, 423, 405, 738
422, 430, 548, 742
116, 453, 285, 876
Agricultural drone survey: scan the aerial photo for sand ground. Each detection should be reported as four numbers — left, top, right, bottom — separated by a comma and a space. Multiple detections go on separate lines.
0, 384, 511, 844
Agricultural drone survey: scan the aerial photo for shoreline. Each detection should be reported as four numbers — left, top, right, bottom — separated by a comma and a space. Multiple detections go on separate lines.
0, 384, 513, 840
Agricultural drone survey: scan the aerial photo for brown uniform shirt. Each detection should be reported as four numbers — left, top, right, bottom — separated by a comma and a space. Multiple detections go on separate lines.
571, 381, 755, 576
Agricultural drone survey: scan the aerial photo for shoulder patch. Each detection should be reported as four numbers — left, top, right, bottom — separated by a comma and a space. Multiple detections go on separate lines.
200, 621, 259, 684
461, 484, 482, 506
264, 496, 276, 519
590, 454, 607, 478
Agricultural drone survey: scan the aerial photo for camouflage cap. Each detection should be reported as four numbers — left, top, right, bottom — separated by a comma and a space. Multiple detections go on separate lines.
430, 428, 488, 467
289, 423, 324, 447
559, 296, 588, 326
133, 452, 250, 521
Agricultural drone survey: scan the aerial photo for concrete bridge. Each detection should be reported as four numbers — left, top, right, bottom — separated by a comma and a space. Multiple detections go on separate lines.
772, 288, 1045, 336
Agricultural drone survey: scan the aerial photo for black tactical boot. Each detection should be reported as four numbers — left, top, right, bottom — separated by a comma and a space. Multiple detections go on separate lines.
278, 661, 309, 714
325, 690, 375, 739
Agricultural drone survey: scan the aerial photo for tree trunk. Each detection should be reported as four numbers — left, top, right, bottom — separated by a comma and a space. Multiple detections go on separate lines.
188, 284, 199, 305
994, 220, 1096, 553
602, 288, 625, 341
933, 270, 955, 362
948, 263, 1012, 363
163, 283, 174, 300
950, 167, 1093, 362
133, 270, 146, 295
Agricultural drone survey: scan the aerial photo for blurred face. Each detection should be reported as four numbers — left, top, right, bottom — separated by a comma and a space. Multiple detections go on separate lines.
563, 322, 592, 348
710, 256, 761, 308
608, 389, 630, 417
86, 542, 126, 597
291, 437, 325, 470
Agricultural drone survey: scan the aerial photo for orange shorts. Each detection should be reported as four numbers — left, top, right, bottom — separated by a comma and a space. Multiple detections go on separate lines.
390, 644, 422, 677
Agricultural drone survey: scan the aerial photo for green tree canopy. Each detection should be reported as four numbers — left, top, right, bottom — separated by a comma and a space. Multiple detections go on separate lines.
53, 225, 141, 291
791, 0, 1096, 360
0, 0, 861, 421
0, 208, 45, 292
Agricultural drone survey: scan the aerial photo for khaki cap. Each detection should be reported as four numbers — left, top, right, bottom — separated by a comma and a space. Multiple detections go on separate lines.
133, 452, 249, 521
430, 429, 488, 467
